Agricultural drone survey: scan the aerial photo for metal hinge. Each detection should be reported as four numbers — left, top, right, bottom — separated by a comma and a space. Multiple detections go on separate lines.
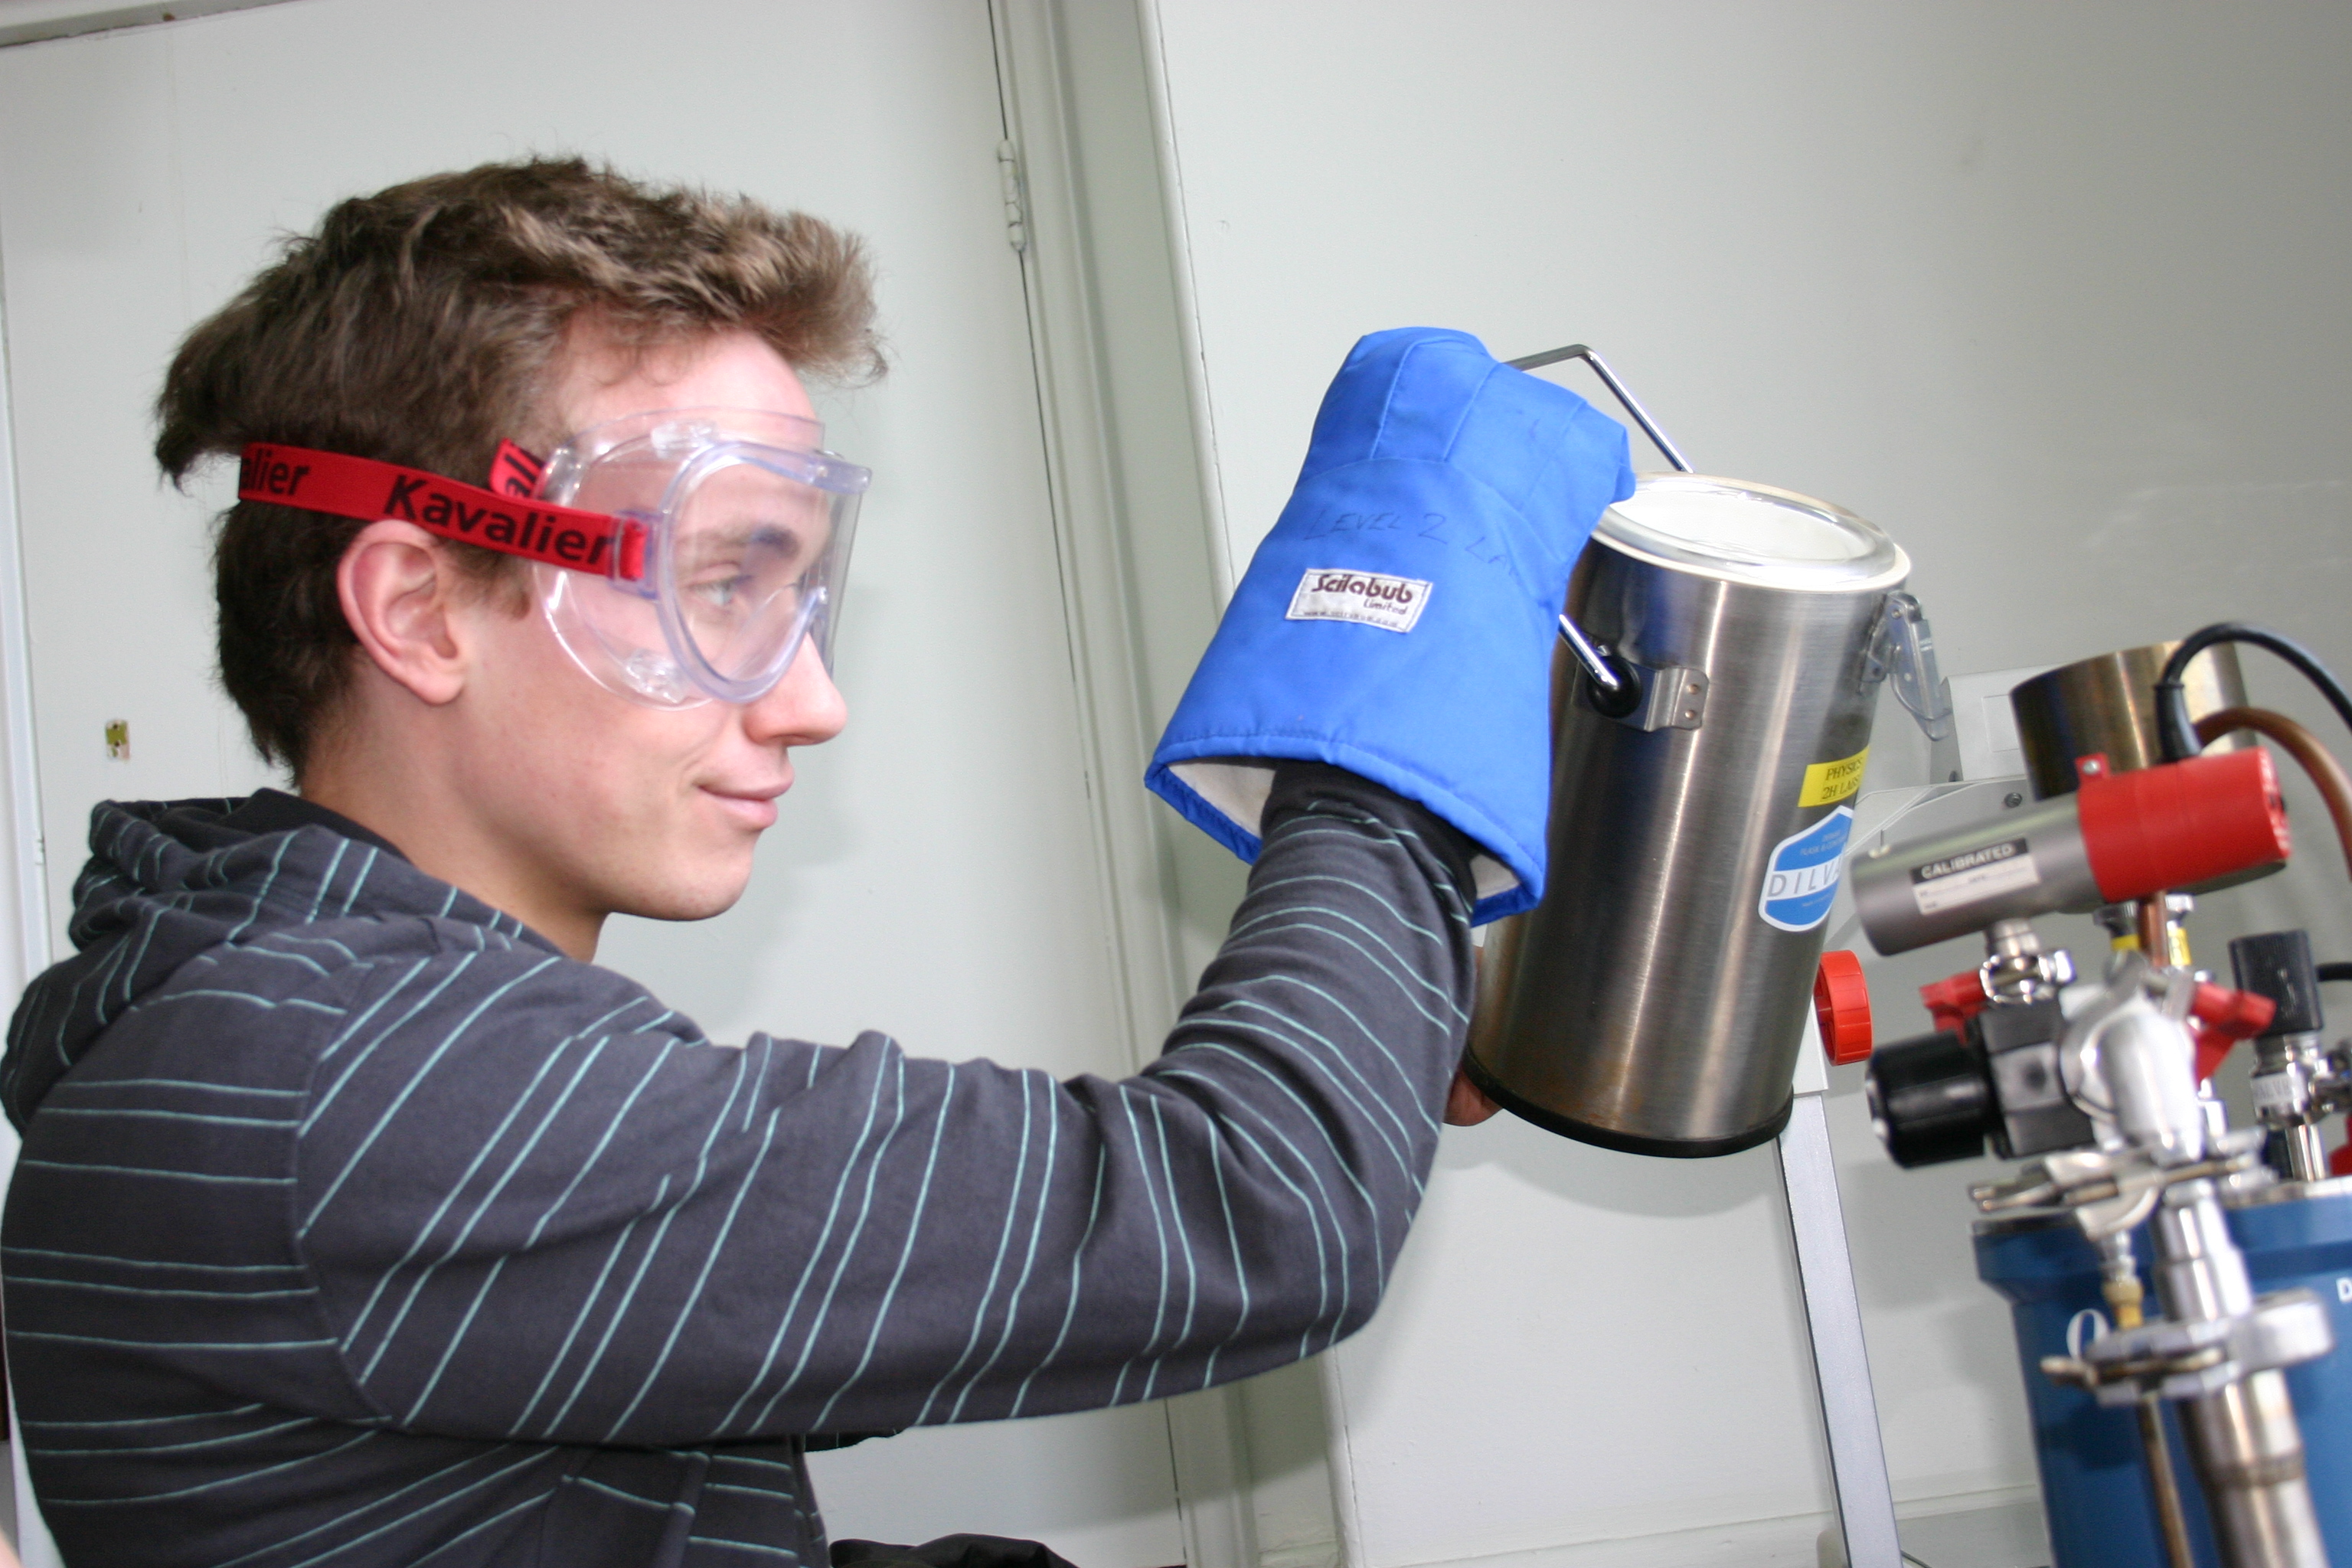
996, 139, 1028, 253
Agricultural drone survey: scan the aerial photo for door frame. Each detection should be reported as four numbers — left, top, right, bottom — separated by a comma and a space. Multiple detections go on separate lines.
988, 7, 1256, 1567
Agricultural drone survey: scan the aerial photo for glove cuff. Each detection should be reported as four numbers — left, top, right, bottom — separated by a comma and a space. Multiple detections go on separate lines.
1147, 746, 1537, 923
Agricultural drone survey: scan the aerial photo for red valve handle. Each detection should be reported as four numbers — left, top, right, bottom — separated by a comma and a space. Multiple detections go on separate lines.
1921, 970, 1991, 1037
1816, 950, 1873, 1065
2189, 982, 2275, 1082
2190, 982, 2276, 1039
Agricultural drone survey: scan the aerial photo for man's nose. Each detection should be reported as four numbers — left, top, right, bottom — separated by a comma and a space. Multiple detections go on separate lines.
743, 638, 848, 746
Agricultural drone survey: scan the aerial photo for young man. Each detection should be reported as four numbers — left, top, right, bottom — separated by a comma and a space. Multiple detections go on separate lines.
1, 158, 1628, 1566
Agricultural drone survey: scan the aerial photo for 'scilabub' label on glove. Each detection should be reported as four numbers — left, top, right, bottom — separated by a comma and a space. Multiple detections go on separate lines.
1287, 568, 1434, 634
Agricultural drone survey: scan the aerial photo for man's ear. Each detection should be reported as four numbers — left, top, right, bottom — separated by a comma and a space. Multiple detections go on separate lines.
337, 521, 471, 707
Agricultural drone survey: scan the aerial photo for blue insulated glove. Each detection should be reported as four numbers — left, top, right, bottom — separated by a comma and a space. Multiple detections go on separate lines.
1147, 327, 1636, 923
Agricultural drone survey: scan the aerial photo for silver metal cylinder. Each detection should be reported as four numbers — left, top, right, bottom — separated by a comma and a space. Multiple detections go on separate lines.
2010, 642, 2249, 799
2154, 1182, 2256, 1321
1467, 475, 1907, 1156
2150, 1185, 2331, 1568
2276, 1123, 2331, 1184
1849, 792, 2099, 955
2180, 1372, 2328, 1568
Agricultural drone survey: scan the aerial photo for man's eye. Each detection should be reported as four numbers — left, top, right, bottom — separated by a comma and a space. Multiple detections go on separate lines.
691, 571, 753, 609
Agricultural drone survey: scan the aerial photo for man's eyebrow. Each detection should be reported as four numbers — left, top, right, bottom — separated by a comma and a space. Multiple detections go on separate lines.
685, 519, 814, 557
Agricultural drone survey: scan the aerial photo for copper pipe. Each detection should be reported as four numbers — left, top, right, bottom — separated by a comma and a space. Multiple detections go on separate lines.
2138, 897, 2171, 962
2195, 704, 2352, 881
2138, 1400, 2198, 1568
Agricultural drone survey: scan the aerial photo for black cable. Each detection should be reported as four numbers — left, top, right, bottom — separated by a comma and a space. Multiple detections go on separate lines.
2319, 962, 2352, 985
2155, 622, 2352, 763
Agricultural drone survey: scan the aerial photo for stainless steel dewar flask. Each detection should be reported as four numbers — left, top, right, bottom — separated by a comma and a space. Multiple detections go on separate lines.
1465, 469, 1933, 1157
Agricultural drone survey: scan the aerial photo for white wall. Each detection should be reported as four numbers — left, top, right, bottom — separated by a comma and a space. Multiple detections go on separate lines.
1143, 2, 2352, 1564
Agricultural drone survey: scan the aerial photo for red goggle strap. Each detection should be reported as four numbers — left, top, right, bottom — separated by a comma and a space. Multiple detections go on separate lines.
237, 443, 647, 581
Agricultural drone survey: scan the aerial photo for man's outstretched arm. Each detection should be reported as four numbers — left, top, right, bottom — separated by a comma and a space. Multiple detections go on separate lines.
286, 763, 1474, 1445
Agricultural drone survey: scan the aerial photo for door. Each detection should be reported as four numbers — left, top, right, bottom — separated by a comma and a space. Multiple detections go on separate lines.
0, 2, 1187, 1562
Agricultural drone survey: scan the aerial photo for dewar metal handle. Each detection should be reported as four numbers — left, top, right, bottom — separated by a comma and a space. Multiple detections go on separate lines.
1511, 342, 1689, 714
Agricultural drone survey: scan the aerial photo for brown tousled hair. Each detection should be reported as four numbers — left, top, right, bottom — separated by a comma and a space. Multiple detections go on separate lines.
157, 156, 883, 778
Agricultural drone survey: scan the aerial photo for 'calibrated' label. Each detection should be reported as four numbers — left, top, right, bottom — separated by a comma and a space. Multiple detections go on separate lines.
1287, 568, 1433, 633
1799, 747, 1870, 807
1759, 806, 1854, 932
1911, 838, 2040, 916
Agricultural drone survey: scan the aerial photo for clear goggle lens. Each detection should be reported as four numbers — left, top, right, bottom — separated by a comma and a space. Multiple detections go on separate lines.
534, 411, 866, 709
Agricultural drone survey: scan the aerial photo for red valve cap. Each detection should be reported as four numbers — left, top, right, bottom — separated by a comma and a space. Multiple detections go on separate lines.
1816, 950, 1873, 1065
2079, 748, 2290, 902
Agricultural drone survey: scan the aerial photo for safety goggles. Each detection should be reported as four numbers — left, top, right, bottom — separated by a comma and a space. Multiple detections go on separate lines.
238, 408, 867, 709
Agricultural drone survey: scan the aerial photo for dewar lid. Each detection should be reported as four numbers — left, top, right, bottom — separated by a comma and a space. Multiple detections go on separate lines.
1596, 472, 1908, 591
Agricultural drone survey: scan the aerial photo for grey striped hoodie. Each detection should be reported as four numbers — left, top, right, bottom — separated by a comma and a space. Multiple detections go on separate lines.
1, 765, 1474, 1566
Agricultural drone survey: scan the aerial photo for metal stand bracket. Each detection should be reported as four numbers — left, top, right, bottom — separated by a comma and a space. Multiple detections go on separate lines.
1778, 1018, 1903, 1568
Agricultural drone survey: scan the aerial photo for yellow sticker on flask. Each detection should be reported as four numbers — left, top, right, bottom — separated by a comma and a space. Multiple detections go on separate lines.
1800, 747, 1869, 807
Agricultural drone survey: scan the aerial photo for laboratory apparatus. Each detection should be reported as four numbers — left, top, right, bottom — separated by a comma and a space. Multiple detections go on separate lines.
1855, 623, 2352, 1568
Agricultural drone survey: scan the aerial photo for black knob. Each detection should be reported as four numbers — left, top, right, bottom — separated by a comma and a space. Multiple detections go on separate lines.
2230, 930, 2323, 1038
1865, 1028, 1995, 1168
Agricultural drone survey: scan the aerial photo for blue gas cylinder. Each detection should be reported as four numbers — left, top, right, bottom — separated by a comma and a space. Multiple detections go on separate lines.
1973, 1178, 2352, 1568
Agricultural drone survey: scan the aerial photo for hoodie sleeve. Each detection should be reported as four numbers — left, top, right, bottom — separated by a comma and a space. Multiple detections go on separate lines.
294, 765, 1476, 1446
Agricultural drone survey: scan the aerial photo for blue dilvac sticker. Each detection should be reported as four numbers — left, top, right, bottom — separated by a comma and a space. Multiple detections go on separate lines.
1759, 805, 1854, 933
